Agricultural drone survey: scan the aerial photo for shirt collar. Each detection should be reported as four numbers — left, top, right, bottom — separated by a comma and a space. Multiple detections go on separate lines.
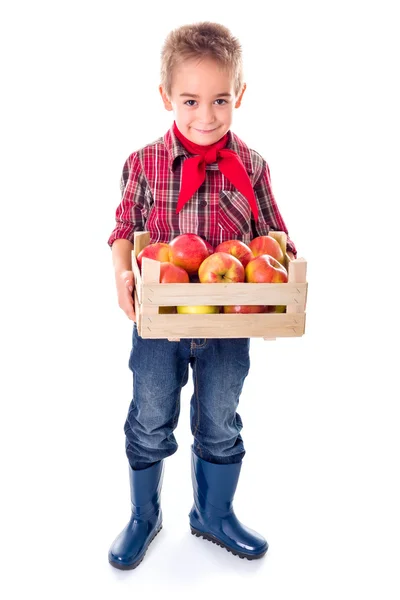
163, 124, 254, 175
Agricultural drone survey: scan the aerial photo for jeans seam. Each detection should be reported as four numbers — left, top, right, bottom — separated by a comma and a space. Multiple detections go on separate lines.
192, 339, 207, 349
192, 360, 203, 458
172, 364, 188, 429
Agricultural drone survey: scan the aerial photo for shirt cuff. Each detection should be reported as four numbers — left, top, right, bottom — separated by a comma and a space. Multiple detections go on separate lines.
107, 224, 135, 248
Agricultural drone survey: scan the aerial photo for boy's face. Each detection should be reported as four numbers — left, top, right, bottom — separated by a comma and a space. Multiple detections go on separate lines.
160, 57, 246, 146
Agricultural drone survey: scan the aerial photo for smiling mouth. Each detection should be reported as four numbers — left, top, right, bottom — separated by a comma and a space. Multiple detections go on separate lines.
194, 128, 217, 133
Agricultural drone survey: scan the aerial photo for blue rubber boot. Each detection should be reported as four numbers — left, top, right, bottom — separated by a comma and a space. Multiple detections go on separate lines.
189, 449, 268, 560
108, 461, 164, 570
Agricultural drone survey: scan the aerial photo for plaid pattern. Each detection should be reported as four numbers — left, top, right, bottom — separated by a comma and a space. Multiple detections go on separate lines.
108, 124, 296, 254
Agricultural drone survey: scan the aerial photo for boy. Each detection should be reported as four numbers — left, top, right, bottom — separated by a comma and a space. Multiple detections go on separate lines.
107, 22, 296, 570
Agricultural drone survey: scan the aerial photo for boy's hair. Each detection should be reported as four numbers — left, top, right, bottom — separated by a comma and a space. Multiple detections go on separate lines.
160, 22, 244, 97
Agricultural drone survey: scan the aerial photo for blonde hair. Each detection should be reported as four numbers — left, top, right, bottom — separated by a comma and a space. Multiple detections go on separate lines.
160, 22, 244, 97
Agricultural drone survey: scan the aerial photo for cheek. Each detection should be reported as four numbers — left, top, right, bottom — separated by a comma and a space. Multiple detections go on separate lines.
173, 105, 191, 121
221, 111, 233, 125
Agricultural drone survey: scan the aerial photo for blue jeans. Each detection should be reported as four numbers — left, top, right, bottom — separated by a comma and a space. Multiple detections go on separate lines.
124, 324, 250, 469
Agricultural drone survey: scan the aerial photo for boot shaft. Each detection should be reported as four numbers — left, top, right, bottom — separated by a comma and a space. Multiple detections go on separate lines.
129, 461, 164, 518
191, 449, 241, 515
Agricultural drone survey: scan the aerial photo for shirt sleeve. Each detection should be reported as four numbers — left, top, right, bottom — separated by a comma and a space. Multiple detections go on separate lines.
253, 159, 297, 257
107, 152, 149, 247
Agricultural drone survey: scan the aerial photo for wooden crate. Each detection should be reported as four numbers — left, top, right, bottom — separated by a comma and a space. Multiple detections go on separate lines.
132, 231, 307, 340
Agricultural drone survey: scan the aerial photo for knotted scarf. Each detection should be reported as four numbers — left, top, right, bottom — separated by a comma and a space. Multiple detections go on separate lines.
173, 122, 258, 221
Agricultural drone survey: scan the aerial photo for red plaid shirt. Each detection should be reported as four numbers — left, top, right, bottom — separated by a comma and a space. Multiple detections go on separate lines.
108, 125, 296, 255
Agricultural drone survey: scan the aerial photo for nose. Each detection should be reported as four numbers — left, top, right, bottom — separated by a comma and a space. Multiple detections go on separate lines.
197, 104, 215, 126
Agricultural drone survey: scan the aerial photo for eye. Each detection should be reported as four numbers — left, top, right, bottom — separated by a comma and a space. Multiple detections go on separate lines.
215, 99, 228, 105
184, 99, 197, 107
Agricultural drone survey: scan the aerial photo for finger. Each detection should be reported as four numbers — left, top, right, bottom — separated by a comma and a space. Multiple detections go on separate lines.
122, 295, 135, 318
125, 291, 134, 306
125, 279, 134, 293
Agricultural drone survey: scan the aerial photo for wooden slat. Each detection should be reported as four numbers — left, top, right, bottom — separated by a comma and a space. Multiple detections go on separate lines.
287, 257, 307, 314
140, 281, 307, 306
134, 289, 141, 330
137, 312, 305, 339
131, 252, 142, 301
141, 257, 160, 316
133, 231, 150, 257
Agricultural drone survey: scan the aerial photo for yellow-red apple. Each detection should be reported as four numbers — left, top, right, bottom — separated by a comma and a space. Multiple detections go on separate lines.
168, 233, 209, 275
265, 305, 286, 313
215, 240, 253, 268
159, 262, 190, 283
245, 255, 288, 283
223, 305, 266, 313
177, 305, 220, 314
249, 235, 284, 264
198, 252, 245, 283
137, 242, 170, 270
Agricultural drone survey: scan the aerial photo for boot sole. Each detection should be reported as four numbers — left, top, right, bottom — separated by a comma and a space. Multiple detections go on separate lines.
190, 526, 267, 561
109, 524, 163, 570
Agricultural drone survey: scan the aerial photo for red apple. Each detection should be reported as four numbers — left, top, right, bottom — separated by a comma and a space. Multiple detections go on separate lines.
159, 262, 190, 283
157, 263, 189, 313
223, 305, 266, 313
249, 235, 284, 264
245, 255, 288, 283
137, 242, 170, 271
198, 252, 245, 283
215, 240, 253, 268
204, 240, 214, 256
168, 233, 209, 276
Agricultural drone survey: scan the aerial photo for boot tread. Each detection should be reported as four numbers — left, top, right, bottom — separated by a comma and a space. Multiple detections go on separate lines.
190, 526, 267, 561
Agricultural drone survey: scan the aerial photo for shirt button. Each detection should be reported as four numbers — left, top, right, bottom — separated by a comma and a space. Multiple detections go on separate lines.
199, 200, 208, 207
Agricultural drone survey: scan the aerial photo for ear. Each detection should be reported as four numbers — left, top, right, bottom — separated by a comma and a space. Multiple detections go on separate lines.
234, 83, 247, 108
159, 85, 173, 111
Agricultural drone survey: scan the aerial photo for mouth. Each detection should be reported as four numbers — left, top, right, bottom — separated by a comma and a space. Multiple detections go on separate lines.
193, 128, 217, 134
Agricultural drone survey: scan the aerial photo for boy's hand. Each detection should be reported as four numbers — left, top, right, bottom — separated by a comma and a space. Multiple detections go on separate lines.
116, 270, 136, 321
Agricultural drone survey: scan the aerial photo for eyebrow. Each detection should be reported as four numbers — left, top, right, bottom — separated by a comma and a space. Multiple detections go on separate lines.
179, 93, 232, 98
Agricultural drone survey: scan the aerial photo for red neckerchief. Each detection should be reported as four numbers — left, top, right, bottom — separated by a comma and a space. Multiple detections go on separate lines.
173, 122, 259, 220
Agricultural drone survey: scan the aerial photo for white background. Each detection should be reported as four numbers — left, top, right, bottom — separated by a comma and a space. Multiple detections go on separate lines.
1, 1, 399, 598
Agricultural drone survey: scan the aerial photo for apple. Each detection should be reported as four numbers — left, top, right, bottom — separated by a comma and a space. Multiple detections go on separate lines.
168, 233, 209, 275
137, 242, 170, 270
215, 240, 253, 268
198, 252, 245, 283
159, 306, 177, 314
249, 235, 284, 264
177, 305, 220, 314
245, 255, 288, 283
156, 263, 189, 314
159, 262, 190, 283
223, 305, 266, 313
265, 305, 286, 313
204, 240, 214, 256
